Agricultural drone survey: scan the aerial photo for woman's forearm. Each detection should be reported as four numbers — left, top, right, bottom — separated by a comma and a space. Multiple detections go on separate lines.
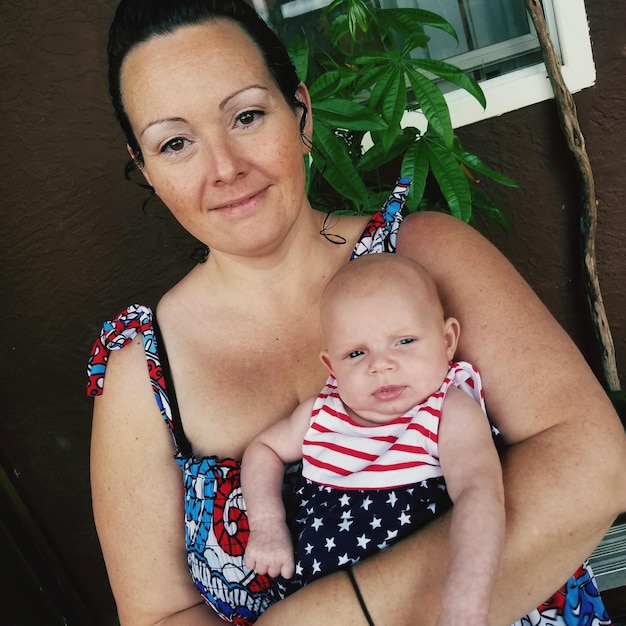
488, 414, 625, 624
142, 603, 224, 626
260, 406, 626, 625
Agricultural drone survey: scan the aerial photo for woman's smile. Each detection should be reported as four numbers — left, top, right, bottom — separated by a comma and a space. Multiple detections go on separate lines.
211, 185, 269, 214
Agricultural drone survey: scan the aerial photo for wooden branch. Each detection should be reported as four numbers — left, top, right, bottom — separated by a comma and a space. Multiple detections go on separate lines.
525, 0, 621, 392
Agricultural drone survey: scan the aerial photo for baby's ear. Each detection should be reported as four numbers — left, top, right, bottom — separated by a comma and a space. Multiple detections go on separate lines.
320, 350, 334, 376
443, 317, 461, 360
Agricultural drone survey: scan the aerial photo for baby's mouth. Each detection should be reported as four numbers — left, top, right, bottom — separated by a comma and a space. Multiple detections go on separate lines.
372, 385, 405, 401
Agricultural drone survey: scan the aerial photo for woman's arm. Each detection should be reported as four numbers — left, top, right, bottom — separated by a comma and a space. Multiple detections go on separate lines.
90, 335, 221, 625
258, 211, 626, 625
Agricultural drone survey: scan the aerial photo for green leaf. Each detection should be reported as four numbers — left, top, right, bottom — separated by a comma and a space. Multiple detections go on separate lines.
361, 189, 395, 214
288, 36, 309, 82
323, 0, 344, 15
400, 32, 432, 55
401, 138, 429, 212
405, 66, 453, 147
471, 186, 510, 231
351, 52, 397, 65
346, 0, 371, 40
375, 8, 458, 41
309, 69, 357, 100
369, 65, 407, 151
352, 63, 389, 94
425, 138, 471, 221
358, 127, 418, 170
313, 123, 369, 206
313, 99, 388, 131
409, 58, 486, 108
327, 12, 349, 49
452, 140, 519, 188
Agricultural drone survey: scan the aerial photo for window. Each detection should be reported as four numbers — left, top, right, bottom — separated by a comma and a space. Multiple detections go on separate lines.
253, 0, 595, 129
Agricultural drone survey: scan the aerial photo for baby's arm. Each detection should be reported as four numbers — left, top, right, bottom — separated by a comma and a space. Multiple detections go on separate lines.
436, 385, 505, 626
241, 396, 316, 578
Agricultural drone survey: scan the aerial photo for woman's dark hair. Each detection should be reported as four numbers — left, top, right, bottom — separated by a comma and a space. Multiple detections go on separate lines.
108, 0, 304, 162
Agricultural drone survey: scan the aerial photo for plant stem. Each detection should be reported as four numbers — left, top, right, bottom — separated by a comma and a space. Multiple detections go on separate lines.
525, 0, 621, 392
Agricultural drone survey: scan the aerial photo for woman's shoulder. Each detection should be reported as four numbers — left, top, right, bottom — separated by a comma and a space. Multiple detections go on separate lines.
398, 210, 476, 250
396, 210, 510, 287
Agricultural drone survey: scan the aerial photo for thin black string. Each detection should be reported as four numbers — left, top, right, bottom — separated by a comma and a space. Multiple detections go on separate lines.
345, 568, 375, 626
320, 211, 347, 245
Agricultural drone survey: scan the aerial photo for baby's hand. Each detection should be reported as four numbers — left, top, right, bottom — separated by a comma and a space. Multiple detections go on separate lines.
245, 520, 295, 578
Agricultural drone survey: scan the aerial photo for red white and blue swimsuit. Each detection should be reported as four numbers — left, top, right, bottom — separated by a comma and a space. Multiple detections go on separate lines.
87, 179, 610, 625
280, 361, 482, 592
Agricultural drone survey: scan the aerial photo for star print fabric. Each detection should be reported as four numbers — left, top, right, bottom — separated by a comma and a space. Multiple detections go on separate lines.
278, 475, 451, 594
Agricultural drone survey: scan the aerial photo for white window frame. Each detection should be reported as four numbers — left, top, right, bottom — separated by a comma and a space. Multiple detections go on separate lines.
403, 0, 596, 129
256, 0, 595, 130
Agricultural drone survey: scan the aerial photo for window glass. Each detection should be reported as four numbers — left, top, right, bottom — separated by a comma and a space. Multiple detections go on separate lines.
253, 0, 594, 127
383, 0, 543, 81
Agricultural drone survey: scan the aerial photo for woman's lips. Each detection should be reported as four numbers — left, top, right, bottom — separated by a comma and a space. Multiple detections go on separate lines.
372, 385, 406, 401
213, 187, 267, 212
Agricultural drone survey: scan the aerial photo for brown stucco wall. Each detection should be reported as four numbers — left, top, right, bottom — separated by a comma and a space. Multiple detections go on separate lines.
0, 1, 624, 622
456, 0, 626, 379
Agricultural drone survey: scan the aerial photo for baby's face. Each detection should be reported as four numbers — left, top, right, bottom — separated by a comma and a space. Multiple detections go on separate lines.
321, 288, 456, 426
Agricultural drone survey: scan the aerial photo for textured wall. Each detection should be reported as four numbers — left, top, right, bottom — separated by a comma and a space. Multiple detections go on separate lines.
0, 1, 624, 623
457, 0, 626, 380
0, 1, 196, 622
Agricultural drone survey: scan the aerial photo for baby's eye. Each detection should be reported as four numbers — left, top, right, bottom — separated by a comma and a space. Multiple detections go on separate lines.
399, 338, 414, 345
347, 350, 364, 359
160, 137, 187, 153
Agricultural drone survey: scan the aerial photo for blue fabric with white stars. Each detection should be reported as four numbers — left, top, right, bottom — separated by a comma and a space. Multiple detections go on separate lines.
275, 475, 451, 594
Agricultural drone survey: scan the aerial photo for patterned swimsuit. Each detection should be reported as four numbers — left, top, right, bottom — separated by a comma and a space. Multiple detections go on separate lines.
87, 179, 611, 625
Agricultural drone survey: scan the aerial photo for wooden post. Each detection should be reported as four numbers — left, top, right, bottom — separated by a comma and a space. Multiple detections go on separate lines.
525, 0, 621, 392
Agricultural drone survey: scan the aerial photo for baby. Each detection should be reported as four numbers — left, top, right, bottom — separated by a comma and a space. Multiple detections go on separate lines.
241, 253, 504, 625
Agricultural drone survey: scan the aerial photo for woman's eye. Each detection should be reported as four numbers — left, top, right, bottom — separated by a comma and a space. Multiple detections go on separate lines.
399, 338, 414, 345
236, 110, 264, 126
161, 137, 187, 153
348, 350, 364, 359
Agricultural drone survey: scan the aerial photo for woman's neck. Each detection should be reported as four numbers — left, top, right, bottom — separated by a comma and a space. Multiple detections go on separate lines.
202, 210, 360, 298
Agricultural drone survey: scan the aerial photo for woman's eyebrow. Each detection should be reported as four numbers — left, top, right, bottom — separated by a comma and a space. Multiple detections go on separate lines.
139, 85, 270, 137
140, 117, 187, 138
219, 84, 269, 111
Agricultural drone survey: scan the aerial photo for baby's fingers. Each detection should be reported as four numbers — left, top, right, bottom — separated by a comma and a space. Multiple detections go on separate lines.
278, 554, 295, 579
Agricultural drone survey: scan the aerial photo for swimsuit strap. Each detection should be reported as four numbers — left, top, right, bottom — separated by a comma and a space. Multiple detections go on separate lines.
152, 317, 192, 457
350, 177, 409, 259
86, 304, 191, 456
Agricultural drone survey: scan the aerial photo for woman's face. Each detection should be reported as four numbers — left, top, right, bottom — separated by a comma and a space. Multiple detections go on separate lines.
120, 19, 312, 258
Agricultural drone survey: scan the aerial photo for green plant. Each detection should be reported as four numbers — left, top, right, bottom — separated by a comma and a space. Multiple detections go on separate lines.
286, 0, 518, 226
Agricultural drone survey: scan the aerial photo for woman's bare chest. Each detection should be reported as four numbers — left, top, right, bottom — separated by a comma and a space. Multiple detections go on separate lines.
163, 314, 329, 459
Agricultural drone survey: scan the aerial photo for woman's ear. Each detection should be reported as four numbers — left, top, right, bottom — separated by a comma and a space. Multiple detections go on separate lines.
443, 317, 461, 361
295, 82, 313, 153
127, 144, 153, 187
320, 350, 334, 376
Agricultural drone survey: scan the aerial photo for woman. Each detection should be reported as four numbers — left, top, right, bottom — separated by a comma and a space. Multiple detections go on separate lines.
88, 0, 626, 624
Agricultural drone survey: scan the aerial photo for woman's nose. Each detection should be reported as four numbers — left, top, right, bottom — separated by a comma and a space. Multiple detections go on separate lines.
206, 133, 246, 185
